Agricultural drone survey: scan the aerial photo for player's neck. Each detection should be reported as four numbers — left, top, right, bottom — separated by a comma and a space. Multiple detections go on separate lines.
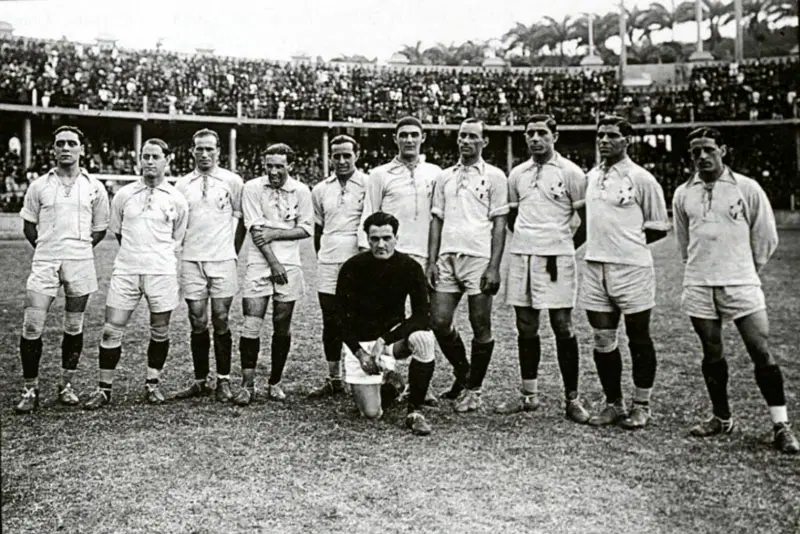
602, 153, 626, 168
698, 168, 724, 184
459, 154, 481, 167
397, 153, 419, 166
532, 151, 554, 165
336, 170, 356, 184
196, 165, 217, 175
55, 164, 80, 179
144, 176, 165, 188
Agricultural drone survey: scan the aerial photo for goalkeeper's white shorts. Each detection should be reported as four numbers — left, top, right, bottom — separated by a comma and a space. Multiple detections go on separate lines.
343, 340, 397, 385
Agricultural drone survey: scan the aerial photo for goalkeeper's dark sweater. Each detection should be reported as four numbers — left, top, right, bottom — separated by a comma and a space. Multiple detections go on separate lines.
336, 250, 430, 355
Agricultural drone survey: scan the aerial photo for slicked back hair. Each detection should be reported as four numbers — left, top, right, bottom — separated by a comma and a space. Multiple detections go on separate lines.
330, 134, 360, 152
395, 116, 424, 133
363, 211, 399, 236
688, 127, 724, 146
192, 128, 220, 147
53, 125, 85, 144
142, 138, 171, 157
525, 114, 558, 134
460, 117, 486, 136
264, 143, 295, 165
597, 115, 633, 137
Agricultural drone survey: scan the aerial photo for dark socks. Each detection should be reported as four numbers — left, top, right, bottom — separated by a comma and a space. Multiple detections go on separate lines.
61, 332, 83, 371
593, 348, 622, 404
755, 364, 786, 407
239, 336, 260, 370
20, 337, 43, 381
630, 340, 657, 389
269, 335, 291, 385
556, 336, 580, 398
147, 340, 170, 371
190, 330, 211, 380
702, 359, 731, 419
407, 359, 435, 412
435, 329, 469, 384
214, 331, 232, 376
518, 335, 541, 381
467, 339, 495, 390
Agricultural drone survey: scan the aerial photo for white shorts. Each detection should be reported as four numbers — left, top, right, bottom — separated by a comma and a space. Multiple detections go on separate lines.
505, 254, 577, 309
681, 285, 766, 321
579, 261, 656, 315
27, 259, 98, 298
243, 264, 305, 302
343, 340, 397, 386
435, 253, 489, 296
107, 274, 180, 314
317, 262, 343, 296
181, 259, 238, 300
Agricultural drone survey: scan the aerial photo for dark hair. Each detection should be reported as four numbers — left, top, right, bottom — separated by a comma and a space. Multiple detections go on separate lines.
597, 115, 633, 137
330, 134, 360, 152
53, 125, 84, 144
460, 117, 486, 135
363, 211, 399, 236
687, 127, 724, 145
264, 143, 295, 165
395, 116, 424, 133
524, 114, 558, 134
142, 138, 171, 156
192, 128, 220, 147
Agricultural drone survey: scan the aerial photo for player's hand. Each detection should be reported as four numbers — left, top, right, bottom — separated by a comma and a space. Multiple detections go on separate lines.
425, 262, 438, 290
253, 227, 279, 248
356, 348, 380, 375
370, 338, 386, 360
268, 261, 288, 285
480, 266, 501, 295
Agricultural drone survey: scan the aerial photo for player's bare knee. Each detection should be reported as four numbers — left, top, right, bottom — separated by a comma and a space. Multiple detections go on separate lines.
550, 314, 573, 339
240, 316, 264, 339
408, 330, 436, 363
210, 313, 229, 335
22, 307, 48, 340
361, 406, 383, 420
100, 323, 125, 349
150, 324, 170, 343
593, 328, 618, 353
515, 313, 539, 338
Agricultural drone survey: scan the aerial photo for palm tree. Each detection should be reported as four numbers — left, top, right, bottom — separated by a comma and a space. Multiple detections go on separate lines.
722, 0, 771, 32
453, 40, 489, 65
422, 42, 459, 66
766, 0, 797, 23
641, 1, 696, 41
502, 22, 549, 63
398, 41, 425, 64
624, 5, 652, 44
540, 15, 580, 64
700, 0, 735, 49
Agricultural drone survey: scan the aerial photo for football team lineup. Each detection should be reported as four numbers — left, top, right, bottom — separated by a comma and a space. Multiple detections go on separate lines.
11, 114, 798, 455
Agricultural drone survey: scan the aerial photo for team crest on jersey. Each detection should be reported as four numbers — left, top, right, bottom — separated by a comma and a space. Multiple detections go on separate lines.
215, 190, 231, 211
88, 186, 98, 203
162, 203, 177, 222
615, 183, 634, 206
729, 198, 745, 220
546, 178, 566, 199
270, 190, 298, 221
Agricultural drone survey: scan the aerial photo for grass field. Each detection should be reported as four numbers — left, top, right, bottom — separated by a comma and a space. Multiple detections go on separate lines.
1, 231, 799, 534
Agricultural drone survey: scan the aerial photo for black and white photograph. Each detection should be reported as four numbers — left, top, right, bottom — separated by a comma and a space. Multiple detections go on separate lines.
0, 0, 798, 531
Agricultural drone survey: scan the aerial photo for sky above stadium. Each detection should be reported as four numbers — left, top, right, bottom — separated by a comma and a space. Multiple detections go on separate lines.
3, 0, 723, 61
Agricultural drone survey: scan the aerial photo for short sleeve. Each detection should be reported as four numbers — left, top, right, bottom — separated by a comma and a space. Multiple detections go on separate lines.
230, 175, 244, 219
109, 188, 125, 235
635, 172, 670, 231
91, 178, 111, 232
507, 168, 521, 209
487, 170, 509, 218
564, 165, 587, 210
294, 184, 314, 237
242, 182, 265, 229
430, 172, 447, 219
20, 180, 41, 224
311, 183, 325, 227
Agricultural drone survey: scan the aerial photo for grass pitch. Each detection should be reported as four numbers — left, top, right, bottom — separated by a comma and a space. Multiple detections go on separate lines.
1, 232, 799, 533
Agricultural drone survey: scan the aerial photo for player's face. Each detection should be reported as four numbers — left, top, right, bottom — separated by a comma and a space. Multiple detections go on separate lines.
140, 143, 169, 180
367, 224, 397, 260
264, 154, 292, 189
53, 131, 84, 168
525, 122, 558, 158
596, 125, 628, 161
689, 138, 727, 176
457, 122, 486, 160
192, 134, 219, 172
330, 142, 358, 177
395, 125, 425, 159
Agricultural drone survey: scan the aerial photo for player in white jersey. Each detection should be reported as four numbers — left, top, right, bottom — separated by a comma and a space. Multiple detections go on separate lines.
15, 126, 110, 413
308, 135, 368, 398
673, 127, 798, 454
233, 143, 313, 406
494, 115, 590, 423
427, 118, 509, 413
580, 115, 670, 430
84, 139, 189, 410
174, 129, 246, 403
359, 116, 441, 267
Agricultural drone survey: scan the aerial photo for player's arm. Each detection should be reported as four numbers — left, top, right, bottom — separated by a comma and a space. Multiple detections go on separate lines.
426, 174, 446, 288
336, 262, 378, 374
382, 262, 430, 345
109, 187, 125, 247
90, 180, 111, 247
571, 206, 587, 250
672, 187, 689, 264
357, 171, 381, 252
233, 218, 246, 255
567, 167, 588, 249
314, 224, 323, 254
506, 168, 520, 232
481, 173, 509, 295
637, 173, 670, 244
23, 220, 38, 248
230, 177, 247, 255
253, 186, 313, 245
746, 182, 779, 271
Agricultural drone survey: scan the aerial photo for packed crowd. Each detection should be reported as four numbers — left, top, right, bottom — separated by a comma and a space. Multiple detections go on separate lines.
5, 35, 796, 125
